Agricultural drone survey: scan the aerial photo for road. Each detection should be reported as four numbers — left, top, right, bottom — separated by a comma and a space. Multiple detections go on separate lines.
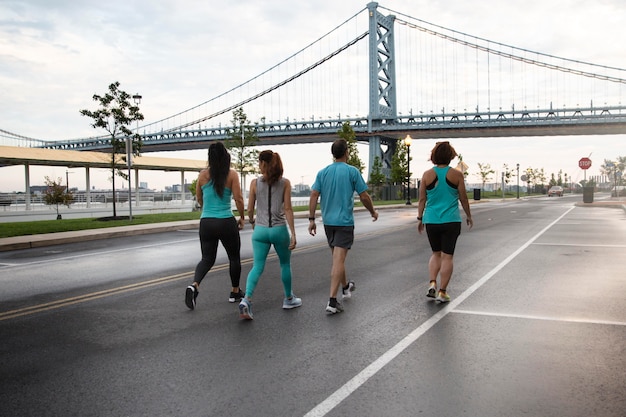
1, 195, 625, 417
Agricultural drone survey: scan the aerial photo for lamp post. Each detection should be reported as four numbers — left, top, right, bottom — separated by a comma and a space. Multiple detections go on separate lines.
516, 163, 520, 199
129, 93, 142, 221
404, 134, 412, 205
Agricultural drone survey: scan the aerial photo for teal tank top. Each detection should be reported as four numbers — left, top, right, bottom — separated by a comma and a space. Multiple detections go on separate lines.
423, 166, 462, 224
201, 181, 233, 219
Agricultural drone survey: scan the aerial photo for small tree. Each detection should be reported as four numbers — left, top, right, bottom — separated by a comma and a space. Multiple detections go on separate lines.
43, 176, 74, 220
80, 81, 144, 219
224, 107, 259, 193
368, 156, 386, 199
189, 178, 201, 211
390, 140, 409, 185
477, 162, 495, 191
338, 122, 364, 173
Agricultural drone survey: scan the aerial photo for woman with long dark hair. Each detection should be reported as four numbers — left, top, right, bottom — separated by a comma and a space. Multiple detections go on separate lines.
417, 141, 473, 303
238, 150, 300, 320
185, 142, 245, 310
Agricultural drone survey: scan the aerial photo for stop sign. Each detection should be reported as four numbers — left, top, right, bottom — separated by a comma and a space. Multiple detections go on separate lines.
579, 157, 592, 170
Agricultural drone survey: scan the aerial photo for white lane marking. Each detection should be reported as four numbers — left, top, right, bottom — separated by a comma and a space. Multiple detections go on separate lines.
452, 309, 626, 327
5, 238, 198, 267
533, 243, 626, 248
303, 206, 576, 417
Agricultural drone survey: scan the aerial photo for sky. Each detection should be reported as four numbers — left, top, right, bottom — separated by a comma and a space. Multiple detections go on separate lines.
1, 0, 625, 193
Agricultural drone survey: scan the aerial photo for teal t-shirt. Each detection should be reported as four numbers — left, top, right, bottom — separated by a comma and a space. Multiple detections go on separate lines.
423, 166, 462, 224
312, 162, 368, 226
201, 181, 234, 219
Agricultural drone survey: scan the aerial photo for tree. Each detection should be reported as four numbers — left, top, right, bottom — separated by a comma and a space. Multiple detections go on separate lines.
189, 178, 200, 211
477, 163, 495, 191
338, 121, 364, 173
390, 140, 409, 185
43, 176, 73, 220
80, 81, 144, 219
224, 107, 259, 193
368, 156, 386, 200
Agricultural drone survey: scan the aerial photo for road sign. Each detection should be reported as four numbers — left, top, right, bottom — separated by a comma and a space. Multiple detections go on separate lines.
579, 157, 592, 170
520, 174, 527, 182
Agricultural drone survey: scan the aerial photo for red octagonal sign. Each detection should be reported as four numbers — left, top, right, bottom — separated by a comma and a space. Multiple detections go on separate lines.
579, 157, 592, 170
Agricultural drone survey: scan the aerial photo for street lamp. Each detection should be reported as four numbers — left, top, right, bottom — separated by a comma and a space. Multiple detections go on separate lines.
129, 93, 142, 221
516, 163, 520, 199
404, 134, 412, 205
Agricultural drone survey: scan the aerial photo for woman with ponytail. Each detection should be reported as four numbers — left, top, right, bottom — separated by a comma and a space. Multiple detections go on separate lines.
185, 141, 245, 310
238, 150, 301, 320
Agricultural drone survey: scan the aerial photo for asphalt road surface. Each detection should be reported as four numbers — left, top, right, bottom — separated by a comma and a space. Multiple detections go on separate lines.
1, 196, 625, 417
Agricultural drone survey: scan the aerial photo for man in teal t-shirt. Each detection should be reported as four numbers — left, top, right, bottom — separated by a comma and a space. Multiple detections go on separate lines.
308, 139, 378, 314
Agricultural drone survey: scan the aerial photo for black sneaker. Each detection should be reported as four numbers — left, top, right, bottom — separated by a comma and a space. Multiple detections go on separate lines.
325, 300, 344, 314
229, 288, 244, 303
341, 281, 356, 299
185, 285, 198, 310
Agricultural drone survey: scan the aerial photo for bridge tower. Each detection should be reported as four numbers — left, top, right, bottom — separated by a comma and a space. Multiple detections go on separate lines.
367, 2, 398, 177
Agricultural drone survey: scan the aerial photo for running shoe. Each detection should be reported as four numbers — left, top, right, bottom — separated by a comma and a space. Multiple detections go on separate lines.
185, 285, 198, 310
325, 301, 344, 314
282, 294, 303, 309
435, 290, 451, 303
341, 281, 356, 299
239, 298, 253, 320
229, 288, 244, 303
427, 281, 437, 298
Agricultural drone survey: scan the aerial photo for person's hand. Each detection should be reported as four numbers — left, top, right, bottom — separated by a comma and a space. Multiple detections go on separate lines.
308, 221, 317, 236
417, 220, 425, 234
289, 235, 297, 250
238, 218, 245, 230
371, 210, 379, 222
466, 217, 473, 230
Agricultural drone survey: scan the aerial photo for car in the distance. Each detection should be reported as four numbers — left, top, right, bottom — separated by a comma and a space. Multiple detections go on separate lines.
548, 186, 563, 197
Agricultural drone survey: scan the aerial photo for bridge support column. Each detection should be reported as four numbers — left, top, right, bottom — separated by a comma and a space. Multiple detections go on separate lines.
86, 168, 91, 208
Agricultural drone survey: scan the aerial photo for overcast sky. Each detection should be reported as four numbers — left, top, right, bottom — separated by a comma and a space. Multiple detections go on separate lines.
1, 0, 625, 192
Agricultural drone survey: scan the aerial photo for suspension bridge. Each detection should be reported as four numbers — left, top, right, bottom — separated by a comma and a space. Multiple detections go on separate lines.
2, 1, 625, 173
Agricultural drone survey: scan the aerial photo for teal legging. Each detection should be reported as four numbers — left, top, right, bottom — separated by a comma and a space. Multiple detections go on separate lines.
245, 224, 292, 298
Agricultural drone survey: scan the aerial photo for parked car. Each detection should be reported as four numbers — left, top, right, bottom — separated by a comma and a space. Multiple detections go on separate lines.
548, 186, 563, 197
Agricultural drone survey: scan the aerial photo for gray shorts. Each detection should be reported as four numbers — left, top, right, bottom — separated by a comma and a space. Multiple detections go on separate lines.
323, 225, 355, 249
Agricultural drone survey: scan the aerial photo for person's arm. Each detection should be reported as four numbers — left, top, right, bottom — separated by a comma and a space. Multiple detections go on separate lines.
196, 170, 207, 208
247, 179, 257, 227
229, 170, 245, 230
283, 179, 296, 250
454, 170, 473, 229
417, 170, 430, 234
358, 191, 378, 221
308, 189, 320, 236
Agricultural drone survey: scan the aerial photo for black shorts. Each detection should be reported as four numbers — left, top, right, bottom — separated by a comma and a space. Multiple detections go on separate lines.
323, 225, 355, 249
425, 222, 462, 255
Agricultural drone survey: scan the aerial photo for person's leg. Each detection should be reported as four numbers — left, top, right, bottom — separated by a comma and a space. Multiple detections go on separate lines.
439, 253, 454, 290
330, 246, 349, 298
425, 224, 444, 296
271, 226, 293, 298
194, 218, 219, 287
219, 217, 242, 293
428, 251, 442, 282
436, 223, 461, 302
244, 226, 272, 299
186, 218, 219, 309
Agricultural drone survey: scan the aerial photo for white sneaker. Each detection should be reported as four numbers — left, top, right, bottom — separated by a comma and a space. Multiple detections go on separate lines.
341, 281, 355, 299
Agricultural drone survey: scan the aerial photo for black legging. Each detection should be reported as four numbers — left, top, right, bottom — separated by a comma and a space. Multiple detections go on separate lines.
194, 217, 241, 288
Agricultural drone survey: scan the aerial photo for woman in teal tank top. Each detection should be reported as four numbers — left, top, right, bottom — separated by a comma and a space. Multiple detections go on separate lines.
416, 141, 474, 303
185, 142, 246, 310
